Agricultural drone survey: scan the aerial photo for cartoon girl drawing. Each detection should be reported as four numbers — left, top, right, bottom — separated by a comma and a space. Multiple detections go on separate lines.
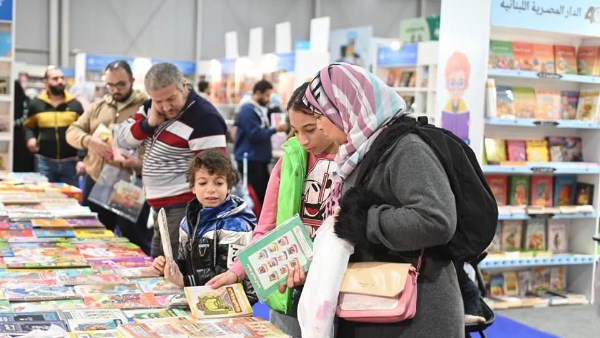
441, 51, 471, 143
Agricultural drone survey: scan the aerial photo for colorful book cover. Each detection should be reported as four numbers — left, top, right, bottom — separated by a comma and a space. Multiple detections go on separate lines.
59, 274, 128, 286
0, 229, 34, 239
31, 218, 70, 228
137, 278, 183, 295
512, 86, 536, 118
74, 284, 142, 296
237, 215, 313, 301
501, 220, 523, 251
184, 283, 253, 319
512, 41, 535, 71
547, 219, 568, 254
0, 31, 11, 57
509, 175, 530, 206
3, 286, 79, 301
87, 256, 153, 269
3, 255, 89, 269
117, 323, 161, 338
484, 138, 507, 164
532, 267, 551, 295
0, 321, 68, 335
554, 45, 578, 74
525, 139, 550, 162
525, 218, 547, 251
123, 308, 188, 321
576, 90, 600, 121
75, 243, 145, 259
534, 89, 560, 120
496, 85, 515, 118
559, 91, 579, 119
83, 293, 161, 309
0, 240, 13, 256
530, 175, 553, 207
503, 271, 519, 296
547, 136, 566, 162
489, 40, 514, 69
65, 217, 104, 228
488, 222, 502, 253
74, 229, 115, 238
550, 267, 567, 292
114, 267, 161, 279
65, 329, 125, 338
506, 139, 527, 162
575, 182, 594, 205
33, 228, 76, 238
563, 137, 583, 162
532, 43, 555, 73
67, 318, 126, 332
486, 175, 508, 206
0, 311, 62, 322
553, 176, 577, 206
517, 270, 534, 296
222, 317, 289, 337
489, 274, 505, 296
577, 45, 599, 75
10, 299, 85, 313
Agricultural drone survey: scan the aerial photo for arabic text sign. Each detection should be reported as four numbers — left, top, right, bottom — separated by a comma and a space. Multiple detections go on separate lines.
492, 0, 600, 37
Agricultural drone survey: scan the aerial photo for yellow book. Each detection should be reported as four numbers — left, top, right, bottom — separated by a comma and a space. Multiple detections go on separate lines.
73, 229, 115, 238
526, 140, 550, 162
184, 283, 252, 319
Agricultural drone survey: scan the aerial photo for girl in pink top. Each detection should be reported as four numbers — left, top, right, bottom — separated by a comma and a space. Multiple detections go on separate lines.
208, 83, 338, 337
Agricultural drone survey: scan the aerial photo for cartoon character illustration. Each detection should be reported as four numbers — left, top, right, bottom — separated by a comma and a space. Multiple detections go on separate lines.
287, 244, 298, 255
196, 294, 231, 315
277, 236, 289, 246
301, 159, 334, 236
514, 185, 527, 205
441, 51, 471, 143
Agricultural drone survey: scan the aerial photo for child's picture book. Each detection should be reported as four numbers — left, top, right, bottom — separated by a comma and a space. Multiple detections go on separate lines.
10, 299, 85, 313
550, 267, 567, 292
489, 274, 505, 296
575, 182, 595, 205
123, 308, 188, 322
576, 90, 600, 121
547, 219, 568, 254
33, 228, 76, 238
60, 309, 129, 321
530, 175, 553, 207
74, 284, 142, 296
484, 138, 507, 164
503, 271, 519, 296
512, 87, 536, 119
509, 176, 530, 206
501, 220, 523, 251
65, 329, 125, 338
495, 85, 515, 118
525, 218, 547, 251
30, 218, 70, 228
532, 43, 555, 73
87, 256, 153, 269
73, 229, 115, 238
222, 317, 289, 337
67, 318, 126, 332
114, 267, 161, 279
553, 176, 577, 206
577, 46, 599, 75
512, 42, 535, 71
554, 45, 578, 74
58, 273, 128, 286
486, 175, 508, 206
489, 40, 514, 69
559, 91, 579, 119
83, 293, 161, 309
534, 89, 560, 120
532, 267, 551, 295
563, 137, 583, 162
137, 278, 183, 295
488, 222, 502, 253
3, 286, 79, 302
517, 270, 533, 296
0, 321, 68, 336
506, 139, 527, 162
0, 311, 62, 322
184, 283, 253, 319
237, 214, 313, 300
525, 140, 550, 162
547, 136, 567, 162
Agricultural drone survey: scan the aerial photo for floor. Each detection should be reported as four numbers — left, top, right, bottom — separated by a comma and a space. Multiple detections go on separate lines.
496, 304, 600, 338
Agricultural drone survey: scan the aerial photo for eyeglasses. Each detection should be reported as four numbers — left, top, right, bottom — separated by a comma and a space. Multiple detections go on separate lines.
105, 81, 129, 90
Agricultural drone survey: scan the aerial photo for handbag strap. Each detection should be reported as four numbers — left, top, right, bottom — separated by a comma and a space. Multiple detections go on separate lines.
416, 248, 425, 273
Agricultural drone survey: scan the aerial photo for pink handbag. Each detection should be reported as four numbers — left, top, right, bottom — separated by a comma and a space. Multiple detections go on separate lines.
336, 250, 423, 323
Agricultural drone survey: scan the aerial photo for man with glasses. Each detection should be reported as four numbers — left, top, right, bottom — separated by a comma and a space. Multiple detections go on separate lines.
115, 62, 228, 258
66, 60, 152, 253
24, 66, 84, 187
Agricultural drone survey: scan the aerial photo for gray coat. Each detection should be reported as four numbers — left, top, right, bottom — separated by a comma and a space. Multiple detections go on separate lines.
335, 133, 464, 338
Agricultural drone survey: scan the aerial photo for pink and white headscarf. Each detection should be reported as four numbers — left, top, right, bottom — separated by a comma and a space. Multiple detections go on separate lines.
303, 63, 407, 215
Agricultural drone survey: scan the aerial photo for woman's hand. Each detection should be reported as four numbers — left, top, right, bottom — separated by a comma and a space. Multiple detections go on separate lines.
164, 258, 184, 287
278, 262, 306, 293
151, 256, 166, 276
206, 271, 239, 289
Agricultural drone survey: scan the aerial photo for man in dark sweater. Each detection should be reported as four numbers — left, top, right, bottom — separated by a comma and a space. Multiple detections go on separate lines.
234, 80, 287, 208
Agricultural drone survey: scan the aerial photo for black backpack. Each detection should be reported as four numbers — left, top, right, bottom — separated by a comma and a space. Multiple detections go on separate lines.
356, 115, 498, 263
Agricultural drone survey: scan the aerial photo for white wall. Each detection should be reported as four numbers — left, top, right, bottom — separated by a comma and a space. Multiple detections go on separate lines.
14, 0, 441, 66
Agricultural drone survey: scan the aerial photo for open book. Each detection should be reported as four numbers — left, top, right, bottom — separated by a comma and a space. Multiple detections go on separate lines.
237, 214, 313, 300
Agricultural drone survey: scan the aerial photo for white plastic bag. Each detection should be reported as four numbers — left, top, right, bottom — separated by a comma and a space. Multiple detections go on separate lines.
298, 216, 354, 338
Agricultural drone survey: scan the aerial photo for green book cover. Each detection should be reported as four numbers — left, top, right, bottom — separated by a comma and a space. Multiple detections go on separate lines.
238, 214, 313, 301
489, 40, 514, 69
509, 175, 530, 206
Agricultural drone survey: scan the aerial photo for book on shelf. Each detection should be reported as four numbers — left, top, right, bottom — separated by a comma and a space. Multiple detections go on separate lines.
549, 266, 567, 292
547, 136, 567, 162
576, 90, 600, 121
553, 176, 577, 206
486, 175, 508, 205
576, 45, 599, 76
525, 139, 550, 162
509, 175, 530, 206
554, 45, 578, 75
575, 182, 594, 206
559, 91, 579, 120
512, 41, 535, 71
184, 283, 253, 319
506, 139, 527, 162
532, 267, 551, 295
489, 274, 505, 296
489, 40, 515, 69
484, 138, 507, 163
534, 89, 560, 120
485, 78, 497, 118
563, 137, 583, 162
503, 271, 519, 296
530, 175, 553, 207
501, 220, 523, 251
525, 218, 547, 251
237, 214, 313, 301
533, 43, 556, 73
517, 270, 534, 296
547, 219, 569, 254
495, 85, 515, 118
488, 222, 502, 253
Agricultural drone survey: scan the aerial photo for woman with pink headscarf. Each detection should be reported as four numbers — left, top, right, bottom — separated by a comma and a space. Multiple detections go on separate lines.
303, 63, 463, 337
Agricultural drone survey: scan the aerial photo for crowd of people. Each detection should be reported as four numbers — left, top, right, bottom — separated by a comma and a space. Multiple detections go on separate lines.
15, 60, 476, 337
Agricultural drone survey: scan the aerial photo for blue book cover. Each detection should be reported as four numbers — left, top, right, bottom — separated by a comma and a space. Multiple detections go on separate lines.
0, 31, 10, 57
553, 175, 577, 206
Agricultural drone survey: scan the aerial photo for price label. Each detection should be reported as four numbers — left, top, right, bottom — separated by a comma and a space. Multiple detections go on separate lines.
530, 167, 556, 174
533, 120, 559, 127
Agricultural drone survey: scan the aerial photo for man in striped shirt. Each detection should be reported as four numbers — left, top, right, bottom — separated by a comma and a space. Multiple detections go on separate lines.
116, 62, 227, 257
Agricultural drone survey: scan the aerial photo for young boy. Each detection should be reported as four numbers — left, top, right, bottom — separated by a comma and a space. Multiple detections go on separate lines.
151, 150, 257, 302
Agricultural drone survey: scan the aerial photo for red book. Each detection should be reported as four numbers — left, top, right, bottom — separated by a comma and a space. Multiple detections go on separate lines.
506, 140, 527, 161
486, 175, 509, 206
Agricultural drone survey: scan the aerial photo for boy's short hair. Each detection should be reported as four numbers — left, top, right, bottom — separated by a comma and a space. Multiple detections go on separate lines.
186, 150, 238, 188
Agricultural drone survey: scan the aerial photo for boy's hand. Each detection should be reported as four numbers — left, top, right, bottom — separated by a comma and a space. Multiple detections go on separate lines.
151, 256, 166, 276
278, 263, 306, 294
164, 258, 184, 287
206, 271, 239, 289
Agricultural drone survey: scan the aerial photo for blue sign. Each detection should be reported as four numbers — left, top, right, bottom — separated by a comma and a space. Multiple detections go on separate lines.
60, 67, 75, 78
492, 0, 600, 37
220, 59, 236, 75
86, 54, 134, 72
295, 40, 311, 51
276, 52, 295, 72
377, 43, 418, 67
0, 0, 13, 21
152, 58, 196, 75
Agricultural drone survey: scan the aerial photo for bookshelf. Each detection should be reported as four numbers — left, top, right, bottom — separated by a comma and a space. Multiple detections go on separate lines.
0, 1, 14, 172
470, 0, 600, 305
372, 40, 438, 123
